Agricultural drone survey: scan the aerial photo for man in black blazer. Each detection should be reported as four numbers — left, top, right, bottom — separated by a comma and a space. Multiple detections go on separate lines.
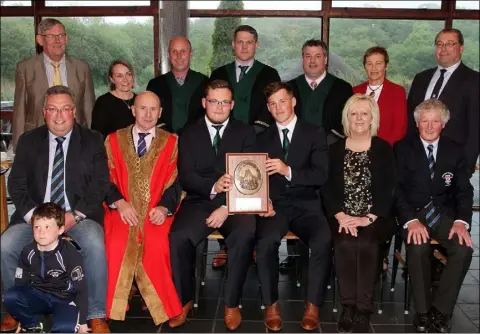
395, 99, 473, 333
168, 80, 256, 331
1, 86, 111, 333
255, 82, 331, 331
407, 28, 479, 175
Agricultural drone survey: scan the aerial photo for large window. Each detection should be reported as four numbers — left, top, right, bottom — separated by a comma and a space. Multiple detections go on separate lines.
329, 19, 444, 91
189, 1, 321, 10
453, 20, 479, 71
45, 1, 150, 6
189, 17, 321, 80
53, 16, 154, 96
456, 1, 480, 10
0, 1, 31, 6
0, 17, 35, 101
332, 1, 441, 9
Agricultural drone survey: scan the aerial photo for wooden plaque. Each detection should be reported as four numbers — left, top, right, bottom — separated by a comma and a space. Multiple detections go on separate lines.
226, 153, 269, 214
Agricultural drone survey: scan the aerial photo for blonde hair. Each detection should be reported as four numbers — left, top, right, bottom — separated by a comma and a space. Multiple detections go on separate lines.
341, 93, 380, 137
413, 99, 450, 124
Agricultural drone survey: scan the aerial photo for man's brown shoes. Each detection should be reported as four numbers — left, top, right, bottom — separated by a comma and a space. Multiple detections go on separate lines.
264, 302, 282, 331
168, 301, 193, 328
0, 314, 18, 332
89, 318, 110, 333
224, 306, 241, 331
212, 249, 227, 268
301, 302, 320, 330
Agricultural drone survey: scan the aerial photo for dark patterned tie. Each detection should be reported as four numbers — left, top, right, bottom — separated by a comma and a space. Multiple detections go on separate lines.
212, 125, 223, 154
430, 69, 447, 99
425, 144, 440, 227
238, 65, 249, 82
282, 128, 290, 161
427, 144, 435, 180
50, 136, 66, 209
137, 132, 150, 157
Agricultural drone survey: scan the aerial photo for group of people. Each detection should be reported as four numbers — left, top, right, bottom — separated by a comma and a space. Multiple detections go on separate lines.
0, 17, 477, 334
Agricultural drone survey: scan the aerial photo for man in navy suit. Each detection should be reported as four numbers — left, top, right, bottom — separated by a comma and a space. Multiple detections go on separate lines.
407, 28, 479, 175
395, 99, 473, 333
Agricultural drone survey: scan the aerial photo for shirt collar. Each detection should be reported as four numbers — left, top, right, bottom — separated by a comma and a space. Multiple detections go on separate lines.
235, 58, 255, 69
276, 115, 298, 133
304, 71, 327, 86
133, 125, 156, 138
43, 52, 66, 66
437, 60, 461, 74
205, 115, 229, 129
420, 136, 440, 150
48, 129, 72, 143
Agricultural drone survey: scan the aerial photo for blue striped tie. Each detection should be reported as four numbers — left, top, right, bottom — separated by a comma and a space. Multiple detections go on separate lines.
425, 144, 440, 227
137, 132, 150, 157
427, 144, 435, 180
50, 136, 66, 209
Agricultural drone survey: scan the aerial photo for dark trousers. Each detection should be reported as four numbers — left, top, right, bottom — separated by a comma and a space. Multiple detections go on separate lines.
403, 215, 473, 315
256, 204, 332, 307
169, 201, 256, 307
330, 217, 393, 312
4, 285, 79, 333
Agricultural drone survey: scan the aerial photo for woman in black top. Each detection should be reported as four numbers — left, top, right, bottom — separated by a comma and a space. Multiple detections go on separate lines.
91, 59, 136, 138
322, 94, 396, 333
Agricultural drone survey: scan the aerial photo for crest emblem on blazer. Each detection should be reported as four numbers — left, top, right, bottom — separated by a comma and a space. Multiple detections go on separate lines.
442, 172, 454, 186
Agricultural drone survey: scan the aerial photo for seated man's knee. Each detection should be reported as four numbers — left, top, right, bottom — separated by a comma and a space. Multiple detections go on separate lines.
452, 241, 474, 260
406, 242, 430, 257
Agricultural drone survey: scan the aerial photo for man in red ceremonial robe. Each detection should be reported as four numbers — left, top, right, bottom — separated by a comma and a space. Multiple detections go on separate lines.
103, 91, 182, 324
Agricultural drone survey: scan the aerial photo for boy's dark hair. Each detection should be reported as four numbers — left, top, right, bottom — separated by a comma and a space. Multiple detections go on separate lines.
31, 202, 65, 227
234, 25, 258, 41
263, 81, 294, 100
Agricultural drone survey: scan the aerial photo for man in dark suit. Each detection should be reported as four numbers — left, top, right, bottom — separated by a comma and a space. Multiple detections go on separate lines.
146, 37, 208, 134
256, 82, 331, 331
168, 80, 256, 331
1, 86, 110, 333
209, 24, 280, 268
395, 99, 473, 333
407, 28, 479, 175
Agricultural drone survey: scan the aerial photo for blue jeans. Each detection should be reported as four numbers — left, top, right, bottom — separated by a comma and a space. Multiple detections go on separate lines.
4, 285, 79, 333
1, 220, 107, 320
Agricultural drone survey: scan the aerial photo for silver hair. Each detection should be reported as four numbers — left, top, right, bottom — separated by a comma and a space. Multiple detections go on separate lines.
413, 99, 450, 124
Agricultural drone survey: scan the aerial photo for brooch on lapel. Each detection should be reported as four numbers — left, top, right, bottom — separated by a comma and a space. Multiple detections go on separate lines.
442, 172, 454, 186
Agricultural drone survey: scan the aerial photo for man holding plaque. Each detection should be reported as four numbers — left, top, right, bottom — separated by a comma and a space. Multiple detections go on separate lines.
256, 82, 331, 331
168, 80, 257, 331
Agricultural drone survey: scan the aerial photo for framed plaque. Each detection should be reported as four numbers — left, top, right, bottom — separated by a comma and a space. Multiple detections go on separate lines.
226, 153, 269, 214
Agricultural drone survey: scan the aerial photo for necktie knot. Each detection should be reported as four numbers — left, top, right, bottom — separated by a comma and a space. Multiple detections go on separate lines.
55, 136, 66, 145
310, 81, 318, 89
51, 61, 60, 69
238, 65, 249, 81
138, 132, 150, 139
51, 61, 62, 86
427, 144, 434, 153
282, 128, 289, 137
212, 125, 223, 133
137, 132, 150, 157
439, 69, 447, 76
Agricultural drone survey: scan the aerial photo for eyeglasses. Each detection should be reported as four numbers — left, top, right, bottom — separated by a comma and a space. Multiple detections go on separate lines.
45, 106, 74, 114
435, 41, 458, 49
206, 99, 232, 106
41, 33, 67, 41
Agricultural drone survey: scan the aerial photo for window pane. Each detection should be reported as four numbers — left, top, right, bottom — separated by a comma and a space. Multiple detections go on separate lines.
1, 17, 35, 102
0, 1, 31, 6
453, 20, 479, 71
189, 1, 321, 10
48, 17, 154, 96
329, 19, 444, 92
46, 1, 150, 6
456, 1, 480, 10
333, 1, 441, 9
189, 17, 321, 80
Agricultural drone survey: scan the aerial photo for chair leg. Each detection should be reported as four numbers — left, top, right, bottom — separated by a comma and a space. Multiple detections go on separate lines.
201, 239, 208, 285
332, 272, 338, 313
194, 239, 206, 308
391, 231, 403, 291
404, 254, 410, 315
378, 270, 384, 314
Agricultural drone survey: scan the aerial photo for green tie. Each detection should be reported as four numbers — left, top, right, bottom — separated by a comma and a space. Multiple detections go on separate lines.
212, 125, 223, 154
282, 128, 290, 160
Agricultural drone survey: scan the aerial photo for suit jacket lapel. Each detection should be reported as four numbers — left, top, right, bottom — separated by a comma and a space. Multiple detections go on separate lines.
199, 118, 217, 161
65, 124, 81, 202
439, 63, 464, 102
267, 125, 284, 160
434, 137, 448, 187
287, 121, 302, 164
421, 68, 437, 98
38, 127, 50, 198
217, 119, 234, 158
36, 54, 49, 97
65, 56, 78, 93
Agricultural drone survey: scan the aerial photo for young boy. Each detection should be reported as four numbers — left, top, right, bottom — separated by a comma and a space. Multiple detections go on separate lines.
3, 203, 90, 333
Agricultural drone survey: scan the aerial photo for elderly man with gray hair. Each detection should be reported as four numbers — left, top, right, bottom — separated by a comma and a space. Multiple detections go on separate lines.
394, 99, 473, 333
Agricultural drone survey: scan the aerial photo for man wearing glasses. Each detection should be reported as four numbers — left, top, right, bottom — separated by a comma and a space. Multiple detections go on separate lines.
12, 18, 95, 150
168, 80, 256, 331
407, 28, 479, 176
1, 86, 110, 332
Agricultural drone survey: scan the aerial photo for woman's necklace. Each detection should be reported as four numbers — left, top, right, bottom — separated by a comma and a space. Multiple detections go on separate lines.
113, 91, 134, 109
368, 83, 383, 97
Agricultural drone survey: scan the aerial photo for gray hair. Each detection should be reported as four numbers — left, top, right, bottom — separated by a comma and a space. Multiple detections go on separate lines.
413, 99, 450, 124
44, 85, 75, 107
37, 18, 66, 35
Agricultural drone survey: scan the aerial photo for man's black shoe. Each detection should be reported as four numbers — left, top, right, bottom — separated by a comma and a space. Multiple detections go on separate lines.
414, 312, 432, 333
337, 305, 355, 333
279, 256, 296, 272
432, 308, 451, 333
353, 310, 371, 333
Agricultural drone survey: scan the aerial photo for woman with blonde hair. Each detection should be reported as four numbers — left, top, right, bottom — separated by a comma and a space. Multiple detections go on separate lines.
322, 94, 396, 333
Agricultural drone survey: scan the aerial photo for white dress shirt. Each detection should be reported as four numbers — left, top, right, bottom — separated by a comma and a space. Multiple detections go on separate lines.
207, 116, 230, 198
276, 115, 297, 181
43, 53, 68, 87
424, 60, 461, 100
24, 130, 73, 222
305, 72, 326, 90
235, 58, 255, 82
132, 125, 156, 153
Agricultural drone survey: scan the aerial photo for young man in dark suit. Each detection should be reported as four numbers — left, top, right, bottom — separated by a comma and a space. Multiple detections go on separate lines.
168, 80, 257, 331
407, 28, 479, 175
255, 82, 331, 331
1, 86, 110, 332
395, 99, 473, 333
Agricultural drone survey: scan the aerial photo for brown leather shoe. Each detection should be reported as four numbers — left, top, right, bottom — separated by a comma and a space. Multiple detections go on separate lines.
224, 306, 241, 331
301, 302, 319, 331
264, 302, 282, 331
89, 318, 110, 333
168, 301, 193, 328
0, 314, 18, 332
212, 249, 227, 268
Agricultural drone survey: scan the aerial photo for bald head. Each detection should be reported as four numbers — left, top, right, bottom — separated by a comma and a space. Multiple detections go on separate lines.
132, 91, 162, 132
168, 36, 193, 74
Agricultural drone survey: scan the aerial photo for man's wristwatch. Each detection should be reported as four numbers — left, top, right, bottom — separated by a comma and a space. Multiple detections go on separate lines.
73, 212, 84, 223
